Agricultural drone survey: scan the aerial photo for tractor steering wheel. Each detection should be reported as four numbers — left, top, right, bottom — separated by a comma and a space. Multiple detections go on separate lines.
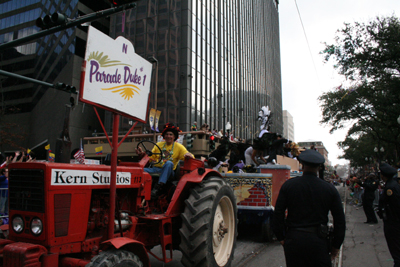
137, 140, 164, 164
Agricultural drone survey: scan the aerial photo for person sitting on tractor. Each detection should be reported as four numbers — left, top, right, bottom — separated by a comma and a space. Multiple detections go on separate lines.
136, 123, 194, 198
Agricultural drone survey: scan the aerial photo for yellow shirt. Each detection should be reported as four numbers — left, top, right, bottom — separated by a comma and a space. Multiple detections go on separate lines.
151, 141, 192, 170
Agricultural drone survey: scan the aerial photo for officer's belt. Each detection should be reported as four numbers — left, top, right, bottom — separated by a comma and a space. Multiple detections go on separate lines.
289, 226, 319, 233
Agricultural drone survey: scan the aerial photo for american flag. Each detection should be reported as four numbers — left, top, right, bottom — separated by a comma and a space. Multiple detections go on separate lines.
74, 140, 85, 164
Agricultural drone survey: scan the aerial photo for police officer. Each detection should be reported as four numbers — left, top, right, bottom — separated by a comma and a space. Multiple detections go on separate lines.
378, 163, 400, 266
356, 173, 378, 224
272, 149, 346, 267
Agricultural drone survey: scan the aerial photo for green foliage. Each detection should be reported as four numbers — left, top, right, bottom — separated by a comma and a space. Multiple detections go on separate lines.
320, 15, 400, 166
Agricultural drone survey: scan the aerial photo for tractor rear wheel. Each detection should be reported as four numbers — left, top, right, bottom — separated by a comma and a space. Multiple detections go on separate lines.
86, 249, 143, 267
179, 176, 237, 267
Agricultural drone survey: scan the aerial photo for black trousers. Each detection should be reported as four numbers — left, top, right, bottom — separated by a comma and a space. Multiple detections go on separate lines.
363, 198, 377, 222
284, 230, 331, 267
384, 220, 400, 267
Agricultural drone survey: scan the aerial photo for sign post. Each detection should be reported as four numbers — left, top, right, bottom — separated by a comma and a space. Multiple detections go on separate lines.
80, 26, 152, 239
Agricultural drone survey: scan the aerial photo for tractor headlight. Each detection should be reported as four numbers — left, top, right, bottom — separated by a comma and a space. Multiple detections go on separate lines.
31, 218, 43, 235
12, 216, 24, 234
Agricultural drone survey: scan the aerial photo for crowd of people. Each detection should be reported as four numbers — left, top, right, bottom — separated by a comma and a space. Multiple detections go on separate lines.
339, 165, 400, 266
190, 121, 245, 142
0, 151, 36, 222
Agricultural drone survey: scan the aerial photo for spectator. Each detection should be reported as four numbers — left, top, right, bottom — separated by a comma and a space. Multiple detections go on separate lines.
356, 173, 378, 224
0, 168, 8, 215
198, 123, 209, 139
200, 123, 209, 132
191, 121, 197, 131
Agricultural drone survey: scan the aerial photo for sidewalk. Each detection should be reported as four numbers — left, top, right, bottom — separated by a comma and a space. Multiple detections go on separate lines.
342, 187, 394, 266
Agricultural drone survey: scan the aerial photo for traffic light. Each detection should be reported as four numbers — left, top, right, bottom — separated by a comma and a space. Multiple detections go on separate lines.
54, 82, 77, 94
186, 133, 193, 150
36, 13, 67, 29
107, 0, 141, 6
209, 135, 215, 151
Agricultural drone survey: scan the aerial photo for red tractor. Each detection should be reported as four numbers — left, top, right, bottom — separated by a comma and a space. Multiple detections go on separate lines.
0, 140, 237, 267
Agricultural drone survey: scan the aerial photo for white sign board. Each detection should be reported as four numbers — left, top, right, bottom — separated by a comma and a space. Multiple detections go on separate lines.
80, 26, 152, 122
51, 169, 132, 185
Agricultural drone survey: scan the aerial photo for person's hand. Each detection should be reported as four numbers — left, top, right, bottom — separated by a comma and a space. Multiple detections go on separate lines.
26, 155, 36, 162
12, 152, 19, 163
184, 152, 194, 158
330, 247, 339, 260
6, 156, 12, 165
18, 151, 25, 162
135, 147, 145, 157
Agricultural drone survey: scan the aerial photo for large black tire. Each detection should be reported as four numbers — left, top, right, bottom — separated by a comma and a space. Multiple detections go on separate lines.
86, 249, 143, 267
179, 176, 237, 267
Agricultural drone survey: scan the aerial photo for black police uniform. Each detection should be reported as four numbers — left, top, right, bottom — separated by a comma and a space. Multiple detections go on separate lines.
357, 176, 378, 223
272, 149, 346, 267
378, 163, 400, 266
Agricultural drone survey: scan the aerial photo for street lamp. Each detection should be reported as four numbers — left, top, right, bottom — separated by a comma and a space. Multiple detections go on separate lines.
397, 115, 400, 125
374, 147, 378, 153
148, 56, 158, 141
380, 147, 384, 153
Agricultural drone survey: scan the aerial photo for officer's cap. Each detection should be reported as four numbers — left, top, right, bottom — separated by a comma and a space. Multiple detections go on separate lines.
298, 149, 325, 166
379, 163, 397, 178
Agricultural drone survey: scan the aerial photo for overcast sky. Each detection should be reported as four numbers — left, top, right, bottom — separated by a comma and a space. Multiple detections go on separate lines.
279, 0, 400, 166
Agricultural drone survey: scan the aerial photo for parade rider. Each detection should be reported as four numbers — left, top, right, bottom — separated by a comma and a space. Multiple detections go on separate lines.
136, 123, 194, 198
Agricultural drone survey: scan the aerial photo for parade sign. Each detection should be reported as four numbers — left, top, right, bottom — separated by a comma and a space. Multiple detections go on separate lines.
80, 26, 152, 122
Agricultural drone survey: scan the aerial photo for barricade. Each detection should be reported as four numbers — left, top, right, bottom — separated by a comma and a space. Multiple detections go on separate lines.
0, 188, 9, 225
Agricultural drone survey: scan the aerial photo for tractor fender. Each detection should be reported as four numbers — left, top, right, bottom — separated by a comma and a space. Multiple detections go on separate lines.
101, 237, 150, 267
165, 168, 222, 216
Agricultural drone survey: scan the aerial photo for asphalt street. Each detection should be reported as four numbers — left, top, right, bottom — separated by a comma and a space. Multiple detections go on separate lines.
149, 185, 394, 267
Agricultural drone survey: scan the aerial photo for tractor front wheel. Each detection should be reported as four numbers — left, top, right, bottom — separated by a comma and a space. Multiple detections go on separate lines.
86, 249, 143, 267
179, 176, 237, 267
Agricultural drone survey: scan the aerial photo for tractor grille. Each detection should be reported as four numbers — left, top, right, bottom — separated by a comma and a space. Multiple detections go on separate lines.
9, 169, 45, 213
54, 194, 71, 237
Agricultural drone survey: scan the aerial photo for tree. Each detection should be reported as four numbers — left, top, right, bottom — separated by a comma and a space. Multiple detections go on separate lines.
0, 121, 27, 152
319, 15, 400, 166
0, 105, 27, 153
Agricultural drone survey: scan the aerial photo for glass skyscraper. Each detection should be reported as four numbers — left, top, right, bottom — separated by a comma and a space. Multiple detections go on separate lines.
110, 0, 282, 139
0, 0, 79, 113
0, 0, 110, 154
0, 0, 282, 155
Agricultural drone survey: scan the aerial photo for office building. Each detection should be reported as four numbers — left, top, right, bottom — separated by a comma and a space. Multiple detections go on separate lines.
109, 0, 283, 138
297, 140, 329, 165
282, 110, 294, 141
0, 0, 283, 159
0, 0, 110, 157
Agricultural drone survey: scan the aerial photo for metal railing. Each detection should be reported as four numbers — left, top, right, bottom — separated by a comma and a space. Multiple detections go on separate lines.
83, 131, 223, 158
